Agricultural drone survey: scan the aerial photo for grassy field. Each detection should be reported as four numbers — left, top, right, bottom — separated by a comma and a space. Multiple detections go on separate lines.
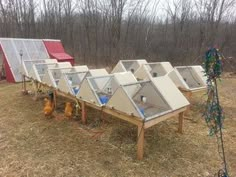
0, 75, 235, 177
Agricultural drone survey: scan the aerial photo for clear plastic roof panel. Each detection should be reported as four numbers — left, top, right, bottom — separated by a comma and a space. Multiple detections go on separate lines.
58, 71, 88, 95
134, 62, 175, 81
0, 38, 49, 82
47, 68, 73, 87
175, 66, 206, 89
111, 59, 147, 74
22, 59, 57, 76
88, 75, 120, 105
124, 81, 171, 119
30, 63, 57, 81
121, 60, 147, 73
107, 81, 172, 120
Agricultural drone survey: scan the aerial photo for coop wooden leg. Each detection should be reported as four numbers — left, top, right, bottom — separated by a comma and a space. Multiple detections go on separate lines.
137, 124, 145, 160
81, 101, 87, 124
178, 112, 184, 134
33, 81, 39, 100
184, 91, 192, 116
23, 75, 26, 92
53, 90, 57, 109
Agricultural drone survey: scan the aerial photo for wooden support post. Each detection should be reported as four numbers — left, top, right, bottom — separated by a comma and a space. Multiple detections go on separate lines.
178, 112, 184, 134
33, 81, 39, 100
81, 101, 87, 124
184, 91, 192, 116
23, 75, 26, 92
137, 124, 145, 160
53, 90, 57, 109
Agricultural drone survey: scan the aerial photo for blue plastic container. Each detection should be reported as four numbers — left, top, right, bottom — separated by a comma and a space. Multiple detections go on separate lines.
139, 107, 145, 116
99, 95, 109, 104
73, 87, 80, 95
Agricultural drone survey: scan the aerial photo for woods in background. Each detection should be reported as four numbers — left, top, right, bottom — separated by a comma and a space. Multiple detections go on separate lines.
0, 0, 235, 67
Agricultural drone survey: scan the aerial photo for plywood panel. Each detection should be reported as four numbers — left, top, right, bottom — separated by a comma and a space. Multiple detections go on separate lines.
151, 76, 190, 110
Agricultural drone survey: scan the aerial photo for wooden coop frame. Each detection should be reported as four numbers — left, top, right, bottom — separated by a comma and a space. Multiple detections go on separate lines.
111, 59, 147, 74
22, 73, 187, 160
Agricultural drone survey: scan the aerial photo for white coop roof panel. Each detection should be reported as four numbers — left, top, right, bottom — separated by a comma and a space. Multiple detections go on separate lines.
0, 38, 49, 82
151, 76, 189, 110
107, 77, 189, 120
21, 59, 57, 76
134, 62, 173, 80
77, 72, 137, 106
174, 65, 207, 90
58, 70, 88, 95
111, 59, 147, 74
29, 62, 71, 82
87, 69, 108, 77
73, 65, 89, 72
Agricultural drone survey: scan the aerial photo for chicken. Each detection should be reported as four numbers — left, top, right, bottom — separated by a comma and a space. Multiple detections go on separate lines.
64, 102, 73, 119
43, 97, 54, 118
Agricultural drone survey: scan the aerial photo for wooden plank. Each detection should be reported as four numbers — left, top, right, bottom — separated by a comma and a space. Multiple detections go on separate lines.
23, 75, 26, 91
83, 101, 143, 126
144, 107, 186, 129
178, 112, 184, 134
53, 90, 57, 109
137, 124, 145, 160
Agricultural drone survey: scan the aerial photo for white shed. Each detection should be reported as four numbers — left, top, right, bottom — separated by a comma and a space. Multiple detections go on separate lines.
106, 76, 190, 120
111, 59, 147, 74
77, 72, 137, 106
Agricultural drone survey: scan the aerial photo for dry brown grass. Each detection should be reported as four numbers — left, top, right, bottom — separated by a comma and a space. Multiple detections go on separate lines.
0, 76, 235, 177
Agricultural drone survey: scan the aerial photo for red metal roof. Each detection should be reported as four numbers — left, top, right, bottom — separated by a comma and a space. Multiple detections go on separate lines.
43, 40, 74, 65
49, 53, 73, 60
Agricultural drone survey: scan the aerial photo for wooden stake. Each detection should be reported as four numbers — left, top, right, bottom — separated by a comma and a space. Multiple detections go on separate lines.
137, 124, 145, 160
23, 75, 26, 92
81, 101, 87, 124
178, 112, 184, 134
53, 90, 57, 109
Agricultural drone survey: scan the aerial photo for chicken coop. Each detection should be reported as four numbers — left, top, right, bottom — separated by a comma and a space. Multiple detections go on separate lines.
174, 66, 207, 90
106, 76, 189, 120
134, 62, 174, 80
57, 66, 89, 95
42, 65, 75, 88
29, 62, 72, 82
21, 59, 58, 77
77, 72, 137, 106
111, 59, 147, 74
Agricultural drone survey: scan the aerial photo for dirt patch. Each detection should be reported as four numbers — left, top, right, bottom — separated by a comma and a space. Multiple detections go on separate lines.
0, 77, 235, 177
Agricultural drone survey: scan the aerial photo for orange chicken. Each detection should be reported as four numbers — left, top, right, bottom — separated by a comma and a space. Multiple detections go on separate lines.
64, 102, 73, 119
43, 98, 54, 117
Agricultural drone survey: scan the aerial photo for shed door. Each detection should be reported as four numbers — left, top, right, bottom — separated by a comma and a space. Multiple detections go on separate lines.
0, 51, 5, 79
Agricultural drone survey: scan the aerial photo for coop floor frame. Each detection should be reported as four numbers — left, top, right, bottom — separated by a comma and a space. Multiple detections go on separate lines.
22, 74, 186, 160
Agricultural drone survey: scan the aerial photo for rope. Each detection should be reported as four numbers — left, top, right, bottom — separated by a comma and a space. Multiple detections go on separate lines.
203, 47, 229, 177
